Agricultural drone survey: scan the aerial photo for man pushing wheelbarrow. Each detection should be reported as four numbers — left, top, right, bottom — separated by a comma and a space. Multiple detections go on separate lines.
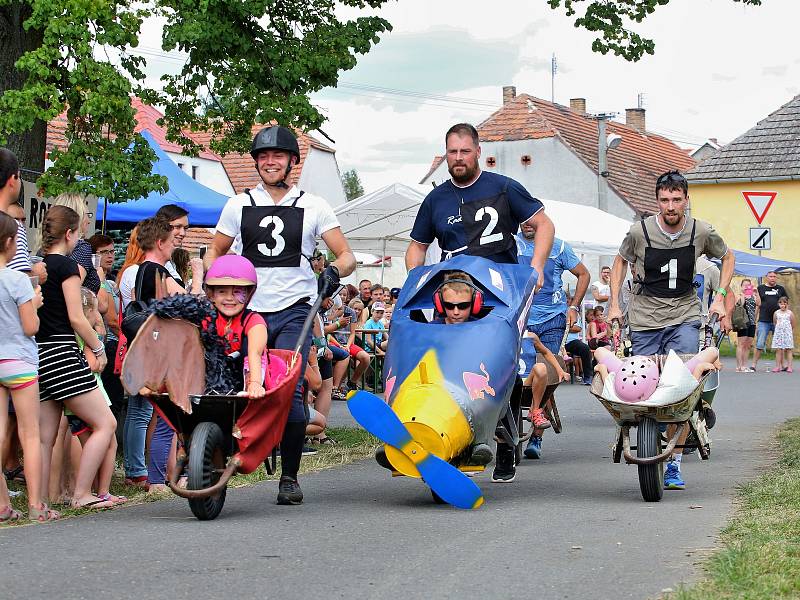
606, 171, 735, 491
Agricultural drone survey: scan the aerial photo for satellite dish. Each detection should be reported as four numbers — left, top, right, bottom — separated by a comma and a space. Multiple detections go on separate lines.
607, 133, 622, 150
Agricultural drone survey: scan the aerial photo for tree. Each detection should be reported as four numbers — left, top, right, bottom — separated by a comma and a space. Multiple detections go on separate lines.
342, 168, 364, 201
548, 0, 761, 61
0, 0, 391, 202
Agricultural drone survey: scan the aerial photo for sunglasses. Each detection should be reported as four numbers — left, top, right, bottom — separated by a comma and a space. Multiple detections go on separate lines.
442, 301, 472, 311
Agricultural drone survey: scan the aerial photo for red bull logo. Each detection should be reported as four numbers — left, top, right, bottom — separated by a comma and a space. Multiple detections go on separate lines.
463, 363, 496, 400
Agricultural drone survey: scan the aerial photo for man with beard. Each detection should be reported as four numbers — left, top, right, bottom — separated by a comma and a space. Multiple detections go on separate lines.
405, 123, 554, 484
205, 125, 356, 506
406, 123, 554, 290
607, 170, 734, 491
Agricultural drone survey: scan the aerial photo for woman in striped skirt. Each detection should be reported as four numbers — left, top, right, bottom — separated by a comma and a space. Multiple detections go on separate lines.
37, 206, 117, 509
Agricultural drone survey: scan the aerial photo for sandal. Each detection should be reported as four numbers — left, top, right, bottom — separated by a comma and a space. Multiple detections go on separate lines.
0, 505, 21, 523
28, 503, 61, 522
4, 466, 25, 484
95, 493, 128, 506
71, 498, 114, 510
317, 436, 338, 445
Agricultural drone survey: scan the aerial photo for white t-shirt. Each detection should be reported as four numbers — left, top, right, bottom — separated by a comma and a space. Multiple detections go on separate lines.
215, 184, 340, 312
591, 280, 611, 310
119, 265, 139, 310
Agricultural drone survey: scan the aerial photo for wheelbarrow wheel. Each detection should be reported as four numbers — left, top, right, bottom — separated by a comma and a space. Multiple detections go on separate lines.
637, 417, 664, 502
544, 396, 562, 434
187, 421, 228, 520
431, 489, 447, 505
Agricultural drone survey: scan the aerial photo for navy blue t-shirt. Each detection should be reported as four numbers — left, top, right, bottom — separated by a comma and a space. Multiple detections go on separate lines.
410, 171, 543, 264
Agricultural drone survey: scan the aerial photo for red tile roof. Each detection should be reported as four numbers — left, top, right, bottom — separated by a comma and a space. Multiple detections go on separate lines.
181, 228, 215, 253
419, 155, 445, 184
464, 94, 697, 215
46, 99, 222, 162
185, 125, 334, 195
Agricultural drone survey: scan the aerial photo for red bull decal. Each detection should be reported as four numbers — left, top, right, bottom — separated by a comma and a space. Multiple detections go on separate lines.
463, 363, 496, 400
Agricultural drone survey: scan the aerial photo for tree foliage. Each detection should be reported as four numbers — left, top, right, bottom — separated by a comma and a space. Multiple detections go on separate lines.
0, 0, 391, 201
341, 168, 364, 201
548, 0, 762, 61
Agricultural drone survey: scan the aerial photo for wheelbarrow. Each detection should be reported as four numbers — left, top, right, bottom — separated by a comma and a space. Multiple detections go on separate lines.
590, 318, 722, 502
121, 294, 322, 520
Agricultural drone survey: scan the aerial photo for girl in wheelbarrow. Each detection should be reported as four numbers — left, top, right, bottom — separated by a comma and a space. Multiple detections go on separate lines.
202, 255, 272, 400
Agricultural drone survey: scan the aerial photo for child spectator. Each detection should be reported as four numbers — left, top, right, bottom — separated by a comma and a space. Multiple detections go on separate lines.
364, 302, 389, 354
588, 307, 609, 350
0, 213, 57, 522
37, 206, 117, 510
771, 297, 795, 373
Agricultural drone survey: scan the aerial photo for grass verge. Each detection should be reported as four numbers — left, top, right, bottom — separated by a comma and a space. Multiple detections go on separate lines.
670, 418, 800, 599
3, 426, 376, 526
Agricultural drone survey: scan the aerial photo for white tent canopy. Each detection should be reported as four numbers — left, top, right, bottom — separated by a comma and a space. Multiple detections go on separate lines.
335, 182, 631, 257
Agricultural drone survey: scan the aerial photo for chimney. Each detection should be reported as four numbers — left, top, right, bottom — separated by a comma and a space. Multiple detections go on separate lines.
626, 108, 646, 133
569, 98, 586, 114
502, 86, 516, 105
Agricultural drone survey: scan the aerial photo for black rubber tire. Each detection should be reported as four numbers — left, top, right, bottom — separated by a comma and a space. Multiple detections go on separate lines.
637, 417, 663, 502
187, 421, 228, 520
431, 489, 446, 504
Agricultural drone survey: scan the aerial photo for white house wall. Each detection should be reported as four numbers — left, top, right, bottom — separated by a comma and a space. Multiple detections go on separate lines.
164, 152, 235, 196
297, 148, 347, 208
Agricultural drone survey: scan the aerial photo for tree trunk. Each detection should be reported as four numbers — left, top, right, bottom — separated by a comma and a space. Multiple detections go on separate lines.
0, 3, 46, 178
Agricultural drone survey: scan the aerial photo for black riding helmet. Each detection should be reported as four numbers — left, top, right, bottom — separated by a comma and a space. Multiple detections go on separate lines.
250, 126, 301, 188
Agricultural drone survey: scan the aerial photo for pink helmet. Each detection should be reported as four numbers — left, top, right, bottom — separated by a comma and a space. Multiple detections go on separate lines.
614, 356, 659, 403
205, 255, 257, 287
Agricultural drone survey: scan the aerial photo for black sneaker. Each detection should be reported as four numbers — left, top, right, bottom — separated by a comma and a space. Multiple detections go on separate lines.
302, 445, 318, 456
491, 444, 516, 483
276, 476, 303, 505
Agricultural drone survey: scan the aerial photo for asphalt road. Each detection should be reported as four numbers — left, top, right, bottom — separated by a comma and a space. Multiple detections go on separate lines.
2, 358, 797, 600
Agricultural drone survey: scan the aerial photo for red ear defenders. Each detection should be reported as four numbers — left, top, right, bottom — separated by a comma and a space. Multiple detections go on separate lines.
433, 279, 483, 316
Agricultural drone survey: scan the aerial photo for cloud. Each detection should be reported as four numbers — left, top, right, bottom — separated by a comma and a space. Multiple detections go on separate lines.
711, 73, 737, 83
318, 27, 521, 113
762, 64, 788, 76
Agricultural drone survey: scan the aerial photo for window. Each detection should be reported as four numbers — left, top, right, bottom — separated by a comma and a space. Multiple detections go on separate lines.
192, 165, 198, 180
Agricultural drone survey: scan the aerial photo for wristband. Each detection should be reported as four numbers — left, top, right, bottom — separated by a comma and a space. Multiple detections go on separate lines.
715, 287, 727, 297
91, 345, 105, 356
568, 305, 579, 312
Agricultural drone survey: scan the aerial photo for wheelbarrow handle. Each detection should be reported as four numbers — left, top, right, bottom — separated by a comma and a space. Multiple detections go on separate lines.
166, 454, 240, 499
289, 292, 330, 369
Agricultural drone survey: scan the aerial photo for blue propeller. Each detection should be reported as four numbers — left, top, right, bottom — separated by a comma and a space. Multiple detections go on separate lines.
348, 391, 484, 510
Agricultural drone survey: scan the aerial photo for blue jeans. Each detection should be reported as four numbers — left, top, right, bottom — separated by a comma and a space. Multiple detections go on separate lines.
260, 302, 313, 423
631, 321, 701, 355
148, 415, 174, 485
755, 321, 774, 350
123, 394, 153, 478
527, 312, 567, 355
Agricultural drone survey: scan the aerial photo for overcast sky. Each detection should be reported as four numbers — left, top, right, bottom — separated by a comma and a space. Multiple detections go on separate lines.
136, 0, 799, 192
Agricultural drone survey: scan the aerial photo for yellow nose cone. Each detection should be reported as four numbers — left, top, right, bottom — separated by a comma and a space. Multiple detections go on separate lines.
384, 383, 473, 478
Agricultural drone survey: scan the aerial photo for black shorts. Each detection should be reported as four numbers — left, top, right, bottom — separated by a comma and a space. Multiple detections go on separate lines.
319, 356, 333, 380
735, 324, 756, 338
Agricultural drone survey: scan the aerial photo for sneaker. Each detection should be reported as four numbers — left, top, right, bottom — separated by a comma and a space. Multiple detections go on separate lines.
663, 461, 685, 490
582, 379, 592, 386
491, 444, 516, 483
276, 476, 304, 505
530, 408, 552, 430
331, 388, 347, 401
468, 443, 493, 466
302, 445, 318, 456
523, 435, 542, 459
